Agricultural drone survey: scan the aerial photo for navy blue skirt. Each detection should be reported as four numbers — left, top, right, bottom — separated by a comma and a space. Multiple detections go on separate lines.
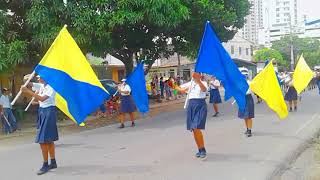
238, 94, 254, 119
186, 99, 207, 131
35, 106, 59, 144
209, 89, 222, 104
120, 95, 136, 113
285, 87, 298, 101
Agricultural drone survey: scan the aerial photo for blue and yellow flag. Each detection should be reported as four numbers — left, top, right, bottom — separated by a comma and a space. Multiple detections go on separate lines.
35, 26, 110, 125
195, 21, 249, 111
126, 62, 149, 113
250, 61, 288, 119
293, 54, 314, 94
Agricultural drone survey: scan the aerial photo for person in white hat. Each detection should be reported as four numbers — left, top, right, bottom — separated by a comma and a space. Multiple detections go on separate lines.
117, 79, 136, 128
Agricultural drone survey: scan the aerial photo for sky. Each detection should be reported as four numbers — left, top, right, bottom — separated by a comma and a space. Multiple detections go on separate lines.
298, 0, 320, 21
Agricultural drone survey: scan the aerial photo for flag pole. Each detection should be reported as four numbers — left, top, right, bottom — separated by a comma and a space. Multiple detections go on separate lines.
2, 114, 12, 129
184, 79, 194, 109
11, 71, 35, 106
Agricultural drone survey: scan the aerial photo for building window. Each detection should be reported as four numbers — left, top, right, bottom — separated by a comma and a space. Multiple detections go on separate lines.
231, 46, 235, 54
239, 47, 242, 55
246, 48, 249, 55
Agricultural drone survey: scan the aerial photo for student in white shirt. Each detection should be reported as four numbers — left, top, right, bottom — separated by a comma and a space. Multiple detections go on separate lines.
117, 79, 136, 128
284, 74, 298, 112
175, 72, 208, 160
209, 76, 222, 117
0, 88, 17, 134
21, 75, 58, 175
238, 73, 254, 137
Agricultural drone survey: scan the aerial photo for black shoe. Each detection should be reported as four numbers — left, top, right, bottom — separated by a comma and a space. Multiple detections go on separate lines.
247, 130, 252, 137
49, 159, 57, 170
294, 107, 297, 112
131, 122, 135, 127
244, 129, 249, 135
118, 124, 125, 129
37, 163, 49, 175
289, 108, 292, 112
199, 148, 207, 160
212, 112, 219, 117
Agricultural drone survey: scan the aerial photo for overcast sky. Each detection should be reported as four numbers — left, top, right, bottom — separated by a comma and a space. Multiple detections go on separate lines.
298, 0, 320, 21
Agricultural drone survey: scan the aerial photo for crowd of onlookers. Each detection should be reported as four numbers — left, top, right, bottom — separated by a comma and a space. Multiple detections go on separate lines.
149, 75, 188, 100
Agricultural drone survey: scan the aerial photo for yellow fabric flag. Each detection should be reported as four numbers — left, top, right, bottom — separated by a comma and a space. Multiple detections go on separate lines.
293, 54, 314, 94
250, 62, 288, 119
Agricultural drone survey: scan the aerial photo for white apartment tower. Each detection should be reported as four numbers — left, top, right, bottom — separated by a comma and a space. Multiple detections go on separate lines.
258, 0, 299, 46
240, 0, 264, 44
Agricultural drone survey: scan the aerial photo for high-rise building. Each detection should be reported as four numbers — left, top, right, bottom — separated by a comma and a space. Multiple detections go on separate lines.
240, 0, 264, 44
258, 0, 300, 46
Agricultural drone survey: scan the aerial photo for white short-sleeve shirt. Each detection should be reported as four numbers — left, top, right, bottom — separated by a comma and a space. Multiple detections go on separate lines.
246, 80, 252, 95
210, 80, 220, 89
33, 83, 56, 108
0, 95, 11, 109
120, 84, 131, 96
180, 80, 208, 99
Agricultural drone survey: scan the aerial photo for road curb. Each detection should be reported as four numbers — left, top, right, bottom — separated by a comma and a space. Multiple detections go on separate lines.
268, 120, 320, 180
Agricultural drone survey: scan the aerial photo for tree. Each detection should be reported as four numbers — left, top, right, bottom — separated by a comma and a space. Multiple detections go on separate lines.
253, 48, 284, 65
272, 36, 320, 68
0, 7, 28, 73
1, 0, 250, 75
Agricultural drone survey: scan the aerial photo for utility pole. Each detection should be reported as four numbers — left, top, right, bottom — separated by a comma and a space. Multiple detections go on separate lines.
289, 14, 295, 71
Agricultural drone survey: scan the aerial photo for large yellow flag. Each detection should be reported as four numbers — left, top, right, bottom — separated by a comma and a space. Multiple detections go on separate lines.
250, 62, 288, 119
293, 54, 314, 94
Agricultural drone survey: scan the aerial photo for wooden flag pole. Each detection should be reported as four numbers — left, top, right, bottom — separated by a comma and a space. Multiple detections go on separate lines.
11, 71, 35, 106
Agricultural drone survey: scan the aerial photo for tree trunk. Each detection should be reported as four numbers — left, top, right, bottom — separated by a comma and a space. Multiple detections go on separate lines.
124, 54, 134, 76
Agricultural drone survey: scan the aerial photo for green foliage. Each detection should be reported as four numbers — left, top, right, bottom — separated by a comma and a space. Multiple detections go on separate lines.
0, 9, 28, 73
1, 0, 250, 75
272, 36, 320, 68
253, 48, 284, 65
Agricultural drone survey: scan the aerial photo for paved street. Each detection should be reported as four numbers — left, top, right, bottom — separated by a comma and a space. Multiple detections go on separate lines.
0, 90, 319, 180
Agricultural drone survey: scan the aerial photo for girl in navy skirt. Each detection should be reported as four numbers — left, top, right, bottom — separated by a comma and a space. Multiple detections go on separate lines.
118, 79, 136, 128
284, 77, 298, 112
238, 75, 254, 137
209, 77, 222, 117
21, 75, 58, 175
176, 72, 208, 160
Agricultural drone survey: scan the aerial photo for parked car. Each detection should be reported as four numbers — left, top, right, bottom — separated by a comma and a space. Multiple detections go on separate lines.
99, 79, 119, 97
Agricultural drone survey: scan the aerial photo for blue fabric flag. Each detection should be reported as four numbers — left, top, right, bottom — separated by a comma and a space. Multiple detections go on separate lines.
126, 62, 149, 113
195, 21, 249, 111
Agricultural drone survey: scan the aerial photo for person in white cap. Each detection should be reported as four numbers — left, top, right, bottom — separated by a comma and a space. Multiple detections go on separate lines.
117, 79, 136, 128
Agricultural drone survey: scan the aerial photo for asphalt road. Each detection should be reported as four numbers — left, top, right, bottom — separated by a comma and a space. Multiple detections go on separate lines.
0, 90, 320, 180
